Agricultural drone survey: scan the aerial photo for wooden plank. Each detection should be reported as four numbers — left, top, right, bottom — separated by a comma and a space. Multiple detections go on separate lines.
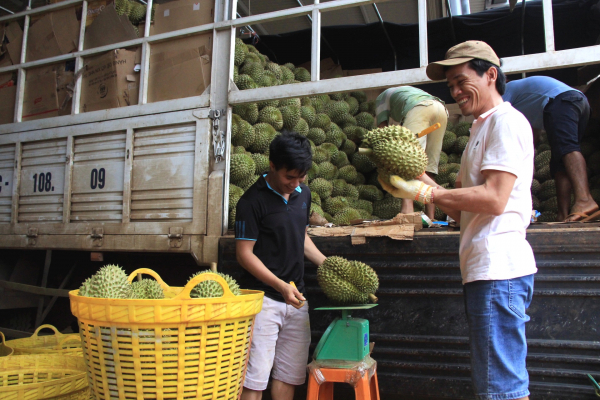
0, 279, 70, 297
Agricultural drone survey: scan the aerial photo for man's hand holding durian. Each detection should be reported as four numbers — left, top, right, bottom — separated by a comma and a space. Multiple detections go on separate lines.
378, 175, 436, 204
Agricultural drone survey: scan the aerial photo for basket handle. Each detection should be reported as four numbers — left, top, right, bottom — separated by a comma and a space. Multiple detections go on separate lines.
56, 334, 82, 350
32, 324, 62, 337
0, 331, 6, 344
127, 268, 170, 290
174, 272, 236, 300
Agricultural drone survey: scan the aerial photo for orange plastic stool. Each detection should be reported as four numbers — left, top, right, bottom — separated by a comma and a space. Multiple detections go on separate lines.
306, 363, 380, 400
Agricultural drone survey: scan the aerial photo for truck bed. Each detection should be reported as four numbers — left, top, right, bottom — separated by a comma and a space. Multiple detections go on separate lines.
219, 223, 600, 400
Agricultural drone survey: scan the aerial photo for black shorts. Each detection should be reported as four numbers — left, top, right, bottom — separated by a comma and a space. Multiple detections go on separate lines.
543, 90, 590, 176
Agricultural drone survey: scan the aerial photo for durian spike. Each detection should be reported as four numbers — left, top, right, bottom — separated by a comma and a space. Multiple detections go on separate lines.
358, 148, 373, 155
368, 293, 378, 303
417, 122, 441, 138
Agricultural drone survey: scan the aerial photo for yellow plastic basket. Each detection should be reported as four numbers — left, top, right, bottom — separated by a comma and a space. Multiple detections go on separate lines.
5, 324, 82, 356
0, 354, 89, 400
70, 268, 264, 400
0, 332, 14, 357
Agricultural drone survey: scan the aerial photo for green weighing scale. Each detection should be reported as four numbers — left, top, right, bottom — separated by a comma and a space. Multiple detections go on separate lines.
313, 304, 378, 362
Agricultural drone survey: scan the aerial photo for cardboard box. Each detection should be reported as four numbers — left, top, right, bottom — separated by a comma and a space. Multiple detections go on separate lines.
86, 0, 110, 27
148, 34, 212, 102
22, 70, 60, 121
4, 21, 23, 65
84, 3, 138, 50
80, 48, 140, 113
26, 7, 80, 62
0, 80, 16, 125
153, 0, 214, 35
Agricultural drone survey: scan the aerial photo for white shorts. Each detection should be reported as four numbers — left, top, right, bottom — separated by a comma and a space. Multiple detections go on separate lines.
243, 296, 311, 391
392, 99, 448, 175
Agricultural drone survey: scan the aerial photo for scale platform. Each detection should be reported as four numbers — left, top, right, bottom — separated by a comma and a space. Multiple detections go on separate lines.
313, 304, 378, 362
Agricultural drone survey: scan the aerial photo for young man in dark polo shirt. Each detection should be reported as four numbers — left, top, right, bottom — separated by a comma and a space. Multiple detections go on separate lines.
236, 131, 327, 400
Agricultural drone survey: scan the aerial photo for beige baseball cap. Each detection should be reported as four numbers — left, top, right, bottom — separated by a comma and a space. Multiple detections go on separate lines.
426, 40, 501, 81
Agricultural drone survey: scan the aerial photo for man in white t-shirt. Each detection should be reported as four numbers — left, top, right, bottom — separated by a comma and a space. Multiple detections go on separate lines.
379, 41, 537, 400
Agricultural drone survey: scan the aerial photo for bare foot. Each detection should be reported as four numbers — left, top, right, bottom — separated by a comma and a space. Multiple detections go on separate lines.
564, 200, 600, 222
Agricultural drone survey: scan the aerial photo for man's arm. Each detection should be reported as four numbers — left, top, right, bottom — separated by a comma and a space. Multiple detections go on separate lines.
304, 228, 327, 267
418, 173, 462, 222
434, 169, 516, 216
236, 240, 304, 305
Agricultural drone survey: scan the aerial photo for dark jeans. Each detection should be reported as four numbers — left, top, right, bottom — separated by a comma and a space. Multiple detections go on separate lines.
543, 90, 590, 176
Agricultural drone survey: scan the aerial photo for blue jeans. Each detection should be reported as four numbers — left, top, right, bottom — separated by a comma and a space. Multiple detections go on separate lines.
463, 275, 534, 400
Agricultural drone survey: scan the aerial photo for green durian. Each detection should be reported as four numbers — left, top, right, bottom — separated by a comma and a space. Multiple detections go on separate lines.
189, 271, 241, 298
317, 256, 378, 304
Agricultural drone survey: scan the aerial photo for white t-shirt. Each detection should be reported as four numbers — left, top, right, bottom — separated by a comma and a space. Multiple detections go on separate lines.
458, 101, 537, 284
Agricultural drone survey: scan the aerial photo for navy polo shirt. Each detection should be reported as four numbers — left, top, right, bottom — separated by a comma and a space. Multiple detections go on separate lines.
235, 175, 311, 302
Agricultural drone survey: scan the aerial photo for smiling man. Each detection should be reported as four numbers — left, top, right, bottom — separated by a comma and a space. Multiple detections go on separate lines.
379, 41, 537, 400
236, 131, 327, 400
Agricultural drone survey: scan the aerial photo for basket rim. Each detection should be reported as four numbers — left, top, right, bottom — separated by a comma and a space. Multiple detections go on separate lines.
69, 288, 264, 304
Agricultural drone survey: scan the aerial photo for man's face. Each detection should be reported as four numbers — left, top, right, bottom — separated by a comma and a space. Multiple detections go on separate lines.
270, 163, 307, 194
445, 62, 496, 118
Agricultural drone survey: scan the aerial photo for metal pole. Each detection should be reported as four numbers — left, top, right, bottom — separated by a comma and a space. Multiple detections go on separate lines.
297, 0, 340, 66
311, 0, 321, 82
542, 0, 555, 52
138, 0, 154, 105
445, 0, 457, 45
373, 4, 397, 71
0, 5, 14, 14
418, 0, 428, 68
520, 0, 526, 79
35, 250, 52, 327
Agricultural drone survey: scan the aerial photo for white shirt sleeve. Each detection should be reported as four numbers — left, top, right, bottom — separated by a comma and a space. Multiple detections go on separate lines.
480, 112, 532, 178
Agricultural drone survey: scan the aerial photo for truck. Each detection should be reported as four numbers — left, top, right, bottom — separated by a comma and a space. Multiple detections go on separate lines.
0, 0, 599, 398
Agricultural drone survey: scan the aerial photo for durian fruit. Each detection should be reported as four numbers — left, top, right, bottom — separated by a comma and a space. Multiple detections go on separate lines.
307, 162, 320, 181
442, 131, 457, 153
307, 128, 326, 145
373, 196, 403, 219
340, 139, 356, 156
346, 96, 359, 115
534, 150, 551, 170
348, 198, 373, 214
452, 136, 469, 154
362, 125, 428, 181
324, 125, 344, 148
301, 106, 317, 126
540, 196, 558, 213
323, 196, 350, 216
232, 120, 255, 148
280, 65, 295, 83
293, 118, 310, 136
78, 264, 132, 299
128, 2, 147, 24
317, 162, 338, 180
280, 106, 301, 130
238, 174, 259, 190
534, 165, 552, 181
331, 179, 348, 198
331, 150, 350, 168
233, 103, 259, 125
357, 185, 384, 202
454, 121, 472, 137
309, 178, 333, 199
251, 153, 270, 175
311, 191, 322, 206
317, 256, 378, 304
439, 151, 448, 165
313, 147, 330, 164
257, 106, 284, 131
235, 74, 258, 90
279, 98, 302, 108
234, 38, 247, 66
230, 153, 256, 185
229, 184, 244, 211
538, 180, 556, 201
242, 62, 264, 83
250, 123, 278, 154
265, 62, 282, 80
342, 183, 359, 200
294, 67, 311, 82
352, 153, 377, 173
332, 208, 362, 225
338, 165, 358, 184
355, 112, 375, 130
313, 113, 332, 131
130, 279, 165, 299
189, 270, 241, 298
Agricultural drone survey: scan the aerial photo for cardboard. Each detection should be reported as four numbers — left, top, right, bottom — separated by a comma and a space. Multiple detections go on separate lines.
26, 7, 80, 62
0, 55, 13, 88
22, 71, 60, 121
86, 0, 110, 27
153, 0, 215, 35
4, 21, 23, 65
0, 82, 16, 125
84, 3, 139, 50
80, 49, 140, 113
307, 212, 422, 242
148, 33, 212, 102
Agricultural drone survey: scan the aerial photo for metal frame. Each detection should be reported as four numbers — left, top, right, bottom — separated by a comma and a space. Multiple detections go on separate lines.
0, 0, 598, 259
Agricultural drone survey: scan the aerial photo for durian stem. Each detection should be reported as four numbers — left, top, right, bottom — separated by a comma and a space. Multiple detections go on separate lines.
368, 293, 378, 303
358, 148, 373, 155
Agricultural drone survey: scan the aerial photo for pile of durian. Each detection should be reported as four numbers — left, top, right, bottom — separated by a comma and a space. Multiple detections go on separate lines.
435, 122, 600, 222
229, 38, 408, 227
317, 256, 379, 304
114, 0, 155, 35
78, 264, 241, 299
